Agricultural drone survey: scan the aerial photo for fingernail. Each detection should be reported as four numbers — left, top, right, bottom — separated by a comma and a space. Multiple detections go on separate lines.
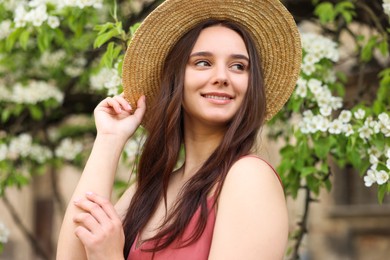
86, 191, 94, 196
74, 197, 81, 204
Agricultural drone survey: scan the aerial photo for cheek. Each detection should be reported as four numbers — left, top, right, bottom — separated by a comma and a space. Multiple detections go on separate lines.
233, 75, 249, 97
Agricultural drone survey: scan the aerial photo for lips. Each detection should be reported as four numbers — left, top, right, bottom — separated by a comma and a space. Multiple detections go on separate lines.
201, 92, 234, 100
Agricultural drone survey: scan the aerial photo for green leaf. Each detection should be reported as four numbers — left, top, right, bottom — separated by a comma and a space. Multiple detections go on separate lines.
378, 184, 388, 204
306, 175, 321, 195
346, 148, 361, 169
94, 22, 115, 34
1, 109, 11, 123
335, 1, 356, 23
37, 31, 51, 52
93, 29, 120, 49
5, 28, 23, 51
19, 30, 31, 50
28, 106, 43, 120
313, 137, 333, 159
314, 2, 336, 24
371, 135, 385, 151
373, 100, 385, 114
324, 178, 332, 192
301, 166, 317, 178
130, 22, 141, 37
101, 42, 122, 68
360, 36, 378, 62
378, 40, 389, 56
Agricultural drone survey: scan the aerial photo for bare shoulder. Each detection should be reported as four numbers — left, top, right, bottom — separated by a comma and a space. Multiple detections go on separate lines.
226, 156, 282, 190
209, 156, 288, 260
217, 155, 285, 217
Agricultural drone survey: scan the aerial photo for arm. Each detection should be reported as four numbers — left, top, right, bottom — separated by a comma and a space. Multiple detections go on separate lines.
56, 95, 145, 260
209, 157, 288, 260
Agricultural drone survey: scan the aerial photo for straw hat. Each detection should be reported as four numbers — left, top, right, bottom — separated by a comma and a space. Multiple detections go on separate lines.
122, 0, 302, 125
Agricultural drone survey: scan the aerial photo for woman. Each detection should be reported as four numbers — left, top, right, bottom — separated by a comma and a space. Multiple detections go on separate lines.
57, 0, 302, 259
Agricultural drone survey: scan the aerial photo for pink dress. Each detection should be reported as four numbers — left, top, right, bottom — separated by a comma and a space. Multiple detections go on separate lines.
127, 156, 281, 260
128, 196, 216, 260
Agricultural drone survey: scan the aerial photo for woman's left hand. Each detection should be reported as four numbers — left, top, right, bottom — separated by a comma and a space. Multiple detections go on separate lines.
73, 192, 125, 260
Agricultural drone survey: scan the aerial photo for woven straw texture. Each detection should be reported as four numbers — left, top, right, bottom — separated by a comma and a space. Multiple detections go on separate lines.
122, 0, 302, 125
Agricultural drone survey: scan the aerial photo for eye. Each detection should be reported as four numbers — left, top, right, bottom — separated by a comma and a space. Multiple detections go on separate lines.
195, 60, 211, 67
231, 63, 246, 71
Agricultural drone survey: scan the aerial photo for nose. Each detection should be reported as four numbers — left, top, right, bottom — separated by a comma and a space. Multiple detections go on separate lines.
212, 66, 229, 87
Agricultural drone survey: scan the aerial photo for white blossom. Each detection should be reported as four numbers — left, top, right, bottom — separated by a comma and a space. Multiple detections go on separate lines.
303, 110, 314, 119
378, 113, 390, 137
124, 139, 140, 161
316, 116, 330, 132
65, 66, 84, 77
0, 81, 64, 105
63, 0, 103, 9
0, 144, 8, 161
383, 0, 390, 18
364, 169, 377, 187
8, 134, 33, 159
301, 33, 339, 63
307, 79, 323, 95
47, 16, 60, 28
55, 138, 83, 161
343, 123, 354, 137
369, 154, 379, 165
296, 77, 307, 89
303, 53, 321, 65
330, 97, 343, 110
328, 119, 343, 134
338, 110, 352, 123
358, 125, 373, 140
0, 221, 10, 244
30, 145, 53, 163
376, 170, 389, 185
301, 63, 316, 75
387, 158, 390, 170
320, 106, 332, 117
354, 109, 366, 120
25, 4, 49, 27
295, 84, 307, 98
40, 50, 66, 68
324, 70, 337, 83
0, 20, 13, 40
90, 68, 122, 95
368, 147, 382, 158
14, 4, 29, 28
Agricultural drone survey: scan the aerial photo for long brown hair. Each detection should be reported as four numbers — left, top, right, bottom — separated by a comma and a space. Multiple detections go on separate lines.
122, 19, 266, 257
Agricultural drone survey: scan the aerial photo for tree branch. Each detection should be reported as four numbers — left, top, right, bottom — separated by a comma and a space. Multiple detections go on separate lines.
290, 186, 313, 260
2, 193, 50, 260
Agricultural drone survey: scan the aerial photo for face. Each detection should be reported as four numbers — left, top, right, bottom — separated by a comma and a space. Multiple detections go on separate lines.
182, 25, 249, 128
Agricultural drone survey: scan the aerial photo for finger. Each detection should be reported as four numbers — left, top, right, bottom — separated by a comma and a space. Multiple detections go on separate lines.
85, 192, 119, 221
133, 95, 146, 122
74, 198, 110, 224
113, 95, 132, 112
74, 226, 94, 246
73, 212, 100, 233
105, 97, 123, 114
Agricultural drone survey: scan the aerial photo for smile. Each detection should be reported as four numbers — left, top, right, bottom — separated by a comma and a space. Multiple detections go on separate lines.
203, 95, 231, 100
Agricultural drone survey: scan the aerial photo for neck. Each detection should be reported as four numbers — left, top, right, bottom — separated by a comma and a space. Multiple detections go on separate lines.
180, 118, 226, 179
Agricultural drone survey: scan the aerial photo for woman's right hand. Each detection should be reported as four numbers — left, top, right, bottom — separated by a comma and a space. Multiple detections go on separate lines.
94, 94, 146, 141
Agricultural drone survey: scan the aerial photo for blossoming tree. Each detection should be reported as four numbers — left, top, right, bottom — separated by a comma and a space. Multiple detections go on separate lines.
0, 0, 389, 259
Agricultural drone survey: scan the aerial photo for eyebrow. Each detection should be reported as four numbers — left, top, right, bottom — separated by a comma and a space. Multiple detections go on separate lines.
189, 51, 250, 62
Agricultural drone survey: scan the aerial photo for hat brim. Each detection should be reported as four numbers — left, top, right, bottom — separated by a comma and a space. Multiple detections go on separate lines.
122, 0, 302, 126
